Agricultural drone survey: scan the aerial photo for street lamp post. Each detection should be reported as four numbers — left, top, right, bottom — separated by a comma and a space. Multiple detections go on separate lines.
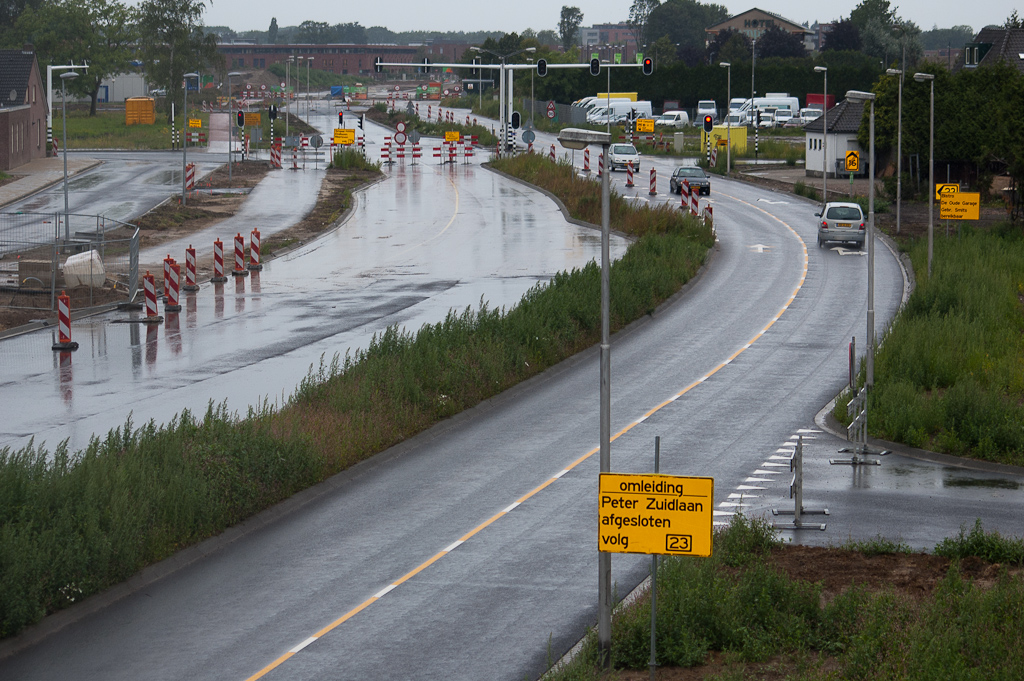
887, 68, 904, 233
305, 56, 311, 124
60, 70, 78, 242
915, 72, 935, 277
227, 71, 241, 183
846, 90, 877, 388
814, 66, 828, 202
527, 57, 534, 128
182, 72, 199, 206
557, 127, 613, 668
720, 62, 730, 176
285, 58, 290, 140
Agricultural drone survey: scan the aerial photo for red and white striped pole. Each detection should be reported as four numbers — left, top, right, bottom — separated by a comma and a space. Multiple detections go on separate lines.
626, 162, 634, 188
691, 188, 700, 217
597, 153, 603, 179
649, 168, 657, 196
142, 271, 163, 322
682, 180, 690, 210
183, 245, 200, 291
162, 254, 174, 300
232, 232, 249, 277
51, 290, 79, 350
583, 147, 590, 173
549, 144, 555, 162
248, 228, 263, 271
211, 238, 227, 282
165, 262, 182, 312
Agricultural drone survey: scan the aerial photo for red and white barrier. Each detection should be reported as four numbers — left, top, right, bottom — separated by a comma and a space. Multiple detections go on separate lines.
598, 153, 603, 179
165, 262, 182, 312
51, 290, 79, 350
232, 232, 248, 276
248, 229, 263, 271
270, 145, 282, 169
711, 147, 718, 167
162, 255, 174, 300
185, 163, 196, 191
291, 147, 299, 170
549, 144, 556, 162
412, 145, 422, 164
143, 271, 162, 322
211, 238, 227, 282
649, 168, 657, 196
682, 180, 690, 211
626, 162, 634, 188
691, 189, 700, 217
183, 245, 200, 291
381, 145, 391, 163
583, 148, 590, 173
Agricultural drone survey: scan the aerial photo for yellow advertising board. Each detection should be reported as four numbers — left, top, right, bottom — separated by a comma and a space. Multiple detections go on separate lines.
940, 192, 980, 220
333, 128, 355, 145
445, 130, 461, 142
188, 118, 202, 129
243, 112, 261, 126
845, 150, 860, 172
599, 473, 713, 556
935, 183, 959, 201
635, 118, 655, 133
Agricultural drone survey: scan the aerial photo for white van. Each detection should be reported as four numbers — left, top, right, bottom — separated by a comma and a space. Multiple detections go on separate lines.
589, 100, 652, 124
737, 94, 801, 120
696, 100, 717, 124
656, 110, 690, 128
729, 98, 747, 112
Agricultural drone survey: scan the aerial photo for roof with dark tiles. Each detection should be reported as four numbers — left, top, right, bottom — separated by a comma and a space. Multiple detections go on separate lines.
803, 98, 864, 135
0, 49, 37, 109
955, 27, 1024, 75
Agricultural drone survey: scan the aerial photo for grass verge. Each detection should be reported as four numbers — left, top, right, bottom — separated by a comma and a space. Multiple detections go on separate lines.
545, 515, 1024, 680
0, 152, 713, 639
833, 225, 1024, 465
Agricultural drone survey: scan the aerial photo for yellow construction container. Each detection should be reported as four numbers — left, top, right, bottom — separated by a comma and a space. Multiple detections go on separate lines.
701, 124, 747, 154
125, 97, 156, 125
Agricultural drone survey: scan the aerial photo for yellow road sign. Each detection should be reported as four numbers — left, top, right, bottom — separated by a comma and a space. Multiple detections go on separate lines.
445, 130, 461, 142
599, 473, 713, 556
845, 150, 860, 172
940, 192, 980, 220
636, 118, 655, 133
935, 183, 959, 201
243, 112, 261, 126
188, 118, 202, 129
333, 128, 355, 145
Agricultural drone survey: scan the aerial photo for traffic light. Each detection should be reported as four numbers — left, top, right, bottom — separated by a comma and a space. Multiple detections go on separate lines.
338, 111, 344, 126
510, 111, 521, 129
472, 57, 480, 77
420, 57, 430, 74
702, 114, 714, 133
360, 113, 365, 130
537, 59, 547, 77
590, 58, 600, 76
374, 57, 382, 73
236, 110, 244, 128
268, 104, 277, 120
642, 57, 653, 75
756, 109, 762, 127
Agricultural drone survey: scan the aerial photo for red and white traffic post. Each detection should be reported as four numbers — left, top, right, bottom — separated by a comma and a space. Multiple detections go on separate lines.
211, 238, 227, 282
51, 290, 79, 350
232, 232, 248, 277
583, 147, 590, 173
649, 168, 657, 196
626, 162, 634, 188
248, 229, 263, 271
142, 271, 163, 322
183, 245, 200, 291
165, 262, 182, 312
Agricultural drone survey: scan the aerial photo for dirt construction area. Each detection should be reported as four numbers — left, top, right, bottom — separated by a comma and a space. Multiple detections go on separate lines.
0, 161, 380, 333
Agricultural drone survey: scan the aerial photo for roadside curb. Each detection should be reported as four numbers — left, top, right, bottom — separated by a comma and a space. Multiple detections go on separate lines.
0, 159, 105, 210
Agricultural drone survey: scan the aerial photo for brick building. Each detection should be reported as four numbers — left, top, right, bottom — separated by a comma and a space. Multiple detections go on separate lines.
0, 46, 48, 170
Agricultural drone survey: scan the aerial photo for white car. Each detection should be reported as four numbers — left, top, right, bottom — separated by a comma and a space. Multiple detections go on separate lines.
655, 110, 689, 128
799, 108, 823, 125
607, 143, 640, 171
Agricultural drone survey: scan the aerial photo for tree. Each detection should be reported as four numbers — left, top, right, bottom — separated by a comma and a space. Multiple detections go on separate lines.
558, 6, 583, 52
824, 17, 862, 51
1006, 10, 1023, 29
706, 28, 750, 63
136, 0, 220, 123
756, 25, 806, 59
296, 20, 333, 44
537, 29, 559, 47
919, 24, 973, 51
268, 17, 278, 44
627, 0, 660, 54
13, 0, 137, 116
646, 0, 730, 58
335, 22, 366, 43
0, 0, 43, 45
649, 35, 677, 66
849, 0, 896, 33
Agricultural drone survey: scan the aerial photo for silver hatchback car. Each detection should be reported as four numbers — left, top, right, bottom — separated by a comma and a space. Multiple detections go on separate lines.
817, 202, 865, 248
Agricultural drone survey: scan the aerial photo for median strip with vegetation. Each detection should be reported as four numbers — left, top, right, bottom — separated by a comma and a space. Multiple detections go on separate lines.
0, 152, 713, 639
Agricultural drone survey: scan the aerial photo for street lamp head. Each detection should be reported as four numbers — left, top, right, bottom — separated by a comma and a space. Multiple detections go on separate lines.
913, 72, 935, 82
227, 71, 241, 78
814, 65, 827, 73
184, 72, 199, 78
886, 68, 902, 76
60, 71, 78, 81
719, 61, 730, 68
845, 90, 876, 102
557, 127, 611, 150
524, 47, 536, 53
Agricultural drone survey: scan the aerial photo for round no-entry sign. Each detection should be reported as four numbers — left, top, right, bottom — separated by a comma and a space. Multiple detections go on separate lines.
394, 131, 407, 145
396, 121, 406, 133
394, 85, 400, 91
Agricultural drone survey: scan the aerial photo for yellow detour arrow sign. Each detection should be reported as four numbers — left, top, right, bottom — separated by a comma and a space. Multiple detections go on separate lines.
935, 183, 959, 201
334, 128, 355, 145
636, 118, 655, 133
188, 118, 202, 128
940, 192, 980, 220
845, 150, 860, 172
599, 473, 713, 556
445, 130, 461, 142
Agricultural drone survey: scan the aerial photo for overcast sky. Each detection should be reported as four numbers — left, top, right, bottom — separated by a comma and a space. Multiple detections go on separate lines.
200, 0, 1017, 36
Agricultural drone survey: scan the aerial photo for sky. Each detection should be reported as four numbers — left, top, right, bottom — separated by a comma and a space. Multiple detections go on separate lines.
199, 0, 1019, 36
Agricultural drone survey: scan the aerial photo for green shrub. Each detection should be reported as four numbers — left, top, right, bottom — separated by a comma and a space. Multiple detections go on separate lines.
935, 519, 1024, 565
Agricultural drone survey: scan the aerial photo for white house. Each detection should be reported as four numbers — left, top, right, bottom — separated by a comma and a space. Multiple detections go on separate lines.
803, 98, 866, 178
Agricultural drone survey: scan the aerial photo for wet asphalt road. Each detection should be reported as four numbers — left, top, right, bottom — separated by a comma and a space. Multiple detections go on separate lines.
1, 104, 1022, 680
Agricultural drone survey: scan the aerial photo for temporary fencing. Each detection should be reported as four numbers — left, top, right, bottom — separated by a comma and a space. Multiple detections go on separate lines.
0, 211, 140, 313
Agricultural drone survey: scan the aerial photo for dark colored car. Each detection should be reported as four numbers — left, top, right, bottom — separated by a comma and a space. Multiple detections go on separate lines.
670, 166, 711, 195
